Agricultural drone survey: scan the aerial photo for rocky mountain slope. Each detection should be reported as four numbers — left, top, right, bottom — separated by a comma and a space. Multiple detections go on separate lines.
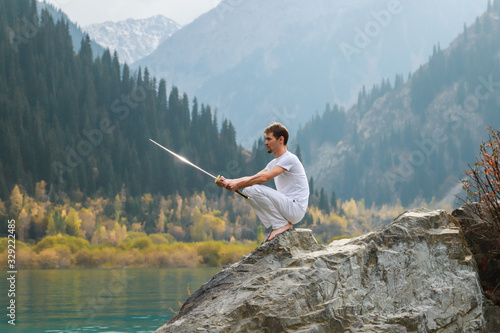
84, 15, 180, 64
154, 208, 500, 332
298, 4, 500, 206
134, 0, 488, 146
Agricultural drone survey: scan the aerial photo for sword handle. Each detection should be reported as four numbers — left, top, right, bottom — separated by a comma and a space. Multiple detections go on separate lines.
215, 175, 250, 199
236, 190, 250, 199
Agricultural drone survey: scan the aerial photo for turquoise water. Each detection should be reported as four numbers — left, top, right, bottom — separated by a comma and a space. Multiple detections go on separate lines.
1, 268, 221, 332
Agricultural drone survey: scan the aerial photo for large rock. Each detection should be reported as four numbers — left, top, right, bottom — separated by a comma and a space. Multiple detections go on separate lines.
452, 205, 500, 306
155, 209, 498, 332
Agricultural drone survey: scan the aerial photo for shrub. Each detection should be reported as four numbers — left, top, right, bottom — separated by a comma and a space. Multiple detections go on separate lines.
217, 243, 257, 265
114, 248, 145, 267
146, 249, 171, 268
74, 248, 94, 268
16, 247, 38, 269
37, 248, 59, 269
462, 126, 500, 234
91, 248, 117, 268
148, 233, 175, 245
460, 126, 500, 305
0, 238, 29, 253
53, 245, 74, 268
165, 243, 202, 267
132, 236, 153, 249
32, 234, 90, 254
193, 241, 258, 266
194, 241, 224, 266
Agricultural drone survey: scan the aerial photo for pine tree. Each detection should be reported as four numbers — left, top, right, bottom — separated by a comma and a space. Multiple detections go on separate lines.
475, 17, 481, 34
319, 188, 329, 212
331, 190, 337, 212
309, 177, 314, 201
295, 144, 303, 162
157, 78, 167, 109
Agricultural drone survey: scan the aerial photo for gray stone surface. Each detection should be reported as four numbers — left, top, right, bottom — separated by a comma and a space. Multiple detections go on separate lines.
155, 208, 497, 333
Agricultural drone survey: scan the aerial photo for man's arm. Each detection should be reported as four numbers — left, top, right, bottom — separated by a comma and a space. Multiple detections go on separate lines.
217, 166, 286, 191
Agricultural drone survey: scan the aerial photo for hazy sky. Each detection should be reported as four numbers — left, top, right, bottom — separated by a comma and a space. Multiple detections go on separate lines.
39, 0, 222, 26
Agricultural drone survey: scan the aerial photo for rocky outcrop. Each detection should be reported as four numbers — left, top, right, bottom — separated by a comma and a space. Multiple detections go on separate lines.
155, 208, 500, 332
452, 204, 500, 327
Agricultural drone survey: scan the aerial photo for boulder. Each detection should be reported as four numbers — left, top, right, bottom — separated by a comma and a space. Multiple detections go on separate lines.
452, 205, 500, 306
155, 208, 498, 332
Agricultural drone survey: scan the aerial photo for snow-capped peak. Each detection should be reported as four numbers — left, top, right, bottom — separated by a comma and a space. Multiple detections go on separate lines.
84, 15, 181, 64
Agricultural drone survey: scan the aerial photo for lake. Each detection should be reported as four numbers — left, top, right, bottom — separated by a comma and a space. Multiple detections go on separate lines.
1, 267, 221, 332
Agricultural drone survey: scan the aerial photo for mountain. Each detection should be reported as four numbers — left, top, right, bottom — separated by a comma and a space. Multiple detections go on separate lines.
0, 0, 247, 205
297, 2, 500, 206
37, 1, 105, 56
134, 0, 489, 147
84, 15, 181, 65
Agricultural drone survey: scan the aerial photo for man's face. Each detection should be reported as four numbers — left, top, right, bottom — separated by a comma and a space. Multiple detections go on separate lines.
265, 132, 281, 153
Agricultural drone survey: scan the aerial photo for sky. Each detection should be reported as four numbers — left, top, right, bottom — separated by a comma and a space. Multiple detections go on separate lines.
39, 0, 222, 27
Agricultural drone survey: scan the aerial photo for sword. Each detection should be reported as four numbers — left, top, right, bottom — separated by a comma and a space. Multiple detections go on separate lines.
149, 139, 250, 199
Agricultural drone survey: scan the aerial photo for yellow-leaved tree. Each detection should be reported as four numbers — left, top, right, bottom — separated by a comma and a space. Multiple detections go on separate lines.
156, 209, 166, 233
78, 208, 96, 240
66, 208, 82, 237
9, 185, 23, 217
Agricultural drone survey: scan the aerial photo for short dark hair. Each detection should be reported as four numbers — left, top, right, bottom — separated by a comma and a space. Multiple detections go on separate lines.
264, 122, 289, 146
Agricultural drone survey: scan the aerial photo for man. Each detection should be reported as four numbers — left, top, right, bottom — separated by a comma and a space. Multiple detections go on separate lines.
216, 123, 309, 242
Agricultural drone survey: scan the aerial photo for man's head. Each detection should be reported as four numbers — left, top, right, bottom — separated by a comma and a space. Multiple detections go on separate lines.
264, 123, 289, 155
264, 123, 289, 146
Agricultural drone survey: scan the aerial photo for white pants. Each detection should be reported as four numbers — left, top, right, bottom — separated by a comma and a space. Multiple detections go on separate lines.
242, 185, 306, 229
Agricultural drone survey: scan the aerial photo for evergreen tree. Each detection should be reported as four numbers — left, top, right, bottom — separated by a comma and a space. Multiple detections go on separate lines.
475, 17, 481, 34
331, 190, 337, 212
295, 144, 303, 162
0, 1, 247, 202
319, 187, 329, 212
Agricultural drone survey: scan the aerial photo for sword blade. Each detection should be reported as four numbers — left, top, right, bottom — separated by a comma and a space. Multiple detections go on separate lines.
149, 139, 216, 179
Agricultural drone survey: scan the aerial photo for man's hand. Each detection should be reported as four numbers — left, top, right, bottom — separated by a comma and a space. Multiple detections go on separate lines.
224, 179, 240, 192
217, 167, 285, 192
216, 176, 227, 188
216, 176, 241, 192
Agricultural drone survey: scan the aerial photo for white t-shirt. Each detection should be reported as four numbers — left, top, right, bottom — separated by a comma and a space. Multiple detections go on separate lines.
265, 151, 309, 211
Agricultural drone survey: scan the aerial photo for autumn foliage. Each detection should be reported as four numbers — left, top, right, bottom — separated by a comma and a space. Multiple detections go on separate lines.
460, 126, 500, 305
462, 126, 500, 234
1, 178, 451, 270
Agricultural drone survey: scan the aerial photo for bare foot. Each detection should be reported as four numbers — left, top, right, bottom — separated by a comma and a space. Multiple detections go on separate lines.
262, 231, 272, 244
267, 222, 293, 241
